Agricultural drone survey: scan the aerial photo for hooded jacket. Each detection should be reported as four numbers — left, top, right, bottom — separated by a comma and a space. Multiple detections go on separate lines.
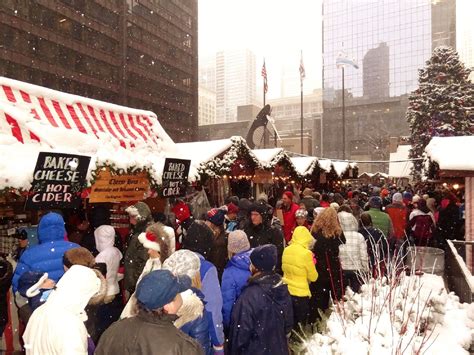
23, 265, 101, 355
196, 254, 224, 348
243, 222, 284, 271
175, 289, 211, 355
228, 272, 293, 355
96, 310, 203, 355
282, 227, 318, 297
95, 226, 123, 297
124, 202, 153, 293
12, 213, 78, 292
221, 250, 252, 328
282, 202, 300, 242
338, 212, 369, 272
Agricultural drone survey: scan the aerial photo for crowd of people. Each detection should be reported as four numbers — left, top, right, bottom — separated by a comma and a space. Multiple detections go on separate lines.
0, 183, 465, 354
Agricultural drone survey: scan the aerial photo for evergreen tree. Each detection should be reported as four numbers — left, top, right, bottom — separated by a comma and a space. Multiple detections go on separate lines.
406, 46, 474, 179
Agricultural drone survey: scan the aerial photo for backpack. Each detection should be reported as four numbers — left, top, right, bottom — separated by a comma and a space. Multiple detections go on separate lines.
413, 215, 434, 240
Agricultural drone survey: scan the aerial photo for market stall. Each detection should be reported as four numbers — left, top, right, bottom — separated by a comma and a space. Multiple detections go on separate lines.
425, 136, 473, 271
175, 136, 260, 206
0, 76, 177, 255
252, 148, 299, 201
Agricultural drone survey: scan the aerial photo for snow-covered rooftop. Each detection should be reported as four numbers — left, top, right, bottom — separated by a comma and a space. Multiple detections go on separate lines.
389, 145, 413, 178
425, 136, 474, 171
290, 156, 318, 176
252, 148, 285, 165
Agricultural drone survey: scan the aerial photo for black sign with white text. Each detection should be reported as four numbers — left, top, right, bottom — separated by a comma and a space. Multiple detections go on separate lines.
25, 152, 91, 210
161, 158, 191, 197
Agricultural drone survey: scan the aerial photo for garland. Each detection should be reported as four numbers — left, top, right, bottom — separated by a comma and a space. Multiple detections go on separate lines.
198, 137, 260, 181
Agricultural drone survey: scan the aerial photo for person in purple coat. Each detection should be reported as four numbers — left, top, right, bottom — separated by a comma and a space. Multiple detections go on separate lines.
221, 230, 251, 330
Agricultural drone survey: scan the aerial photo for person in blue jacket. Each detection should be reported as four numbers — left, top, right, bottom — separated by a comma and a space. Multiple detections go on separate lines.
182, 220, 225, 354
221, 230, 251, 330
229, 244, 293, 355
12, 212, 78, 293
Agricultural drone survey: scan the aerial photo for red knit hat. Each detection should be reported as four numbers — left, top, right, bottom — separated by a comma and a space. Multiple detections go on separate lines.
227, 203, 239, 215
172, 201, 191, 224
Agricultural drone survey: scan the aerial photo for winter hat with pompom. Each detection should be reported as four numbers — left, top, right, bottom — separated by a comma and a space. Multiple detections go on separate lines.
228, 230, 250, 254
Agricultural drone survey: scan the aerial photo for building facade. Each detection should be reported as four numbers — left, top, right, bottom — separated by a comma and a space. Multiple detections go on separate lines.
198, 86, 216, 126
322, 0, 456, 171
457, 0, 474, 81
0, 0, 198, 142
215, 49, 256, 123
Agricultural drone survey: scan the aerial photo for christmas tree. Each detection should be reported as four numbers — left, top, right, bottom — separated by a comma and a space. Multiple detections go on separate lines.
406, 46, 474, 179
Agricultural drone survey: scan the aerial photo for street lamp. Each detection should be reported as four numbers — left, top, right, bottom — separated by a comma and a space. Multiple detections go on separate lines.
336, 54, 358, 160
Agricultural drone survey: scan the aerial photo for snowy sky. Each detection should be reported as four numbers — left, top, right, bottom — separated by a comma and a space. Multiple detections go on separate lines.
198, 0, 323, 98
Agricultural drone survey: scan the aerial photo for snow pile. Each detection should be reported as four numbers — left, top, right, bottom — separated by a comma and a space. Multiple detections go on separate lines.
425, 136, 474, 171
304, 273, 474, 355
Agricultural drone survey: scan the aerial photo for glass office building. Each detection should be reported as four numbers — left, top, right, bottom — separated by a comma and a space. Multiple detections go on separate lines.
322, 0, 456, 170
323, 0, 432, 101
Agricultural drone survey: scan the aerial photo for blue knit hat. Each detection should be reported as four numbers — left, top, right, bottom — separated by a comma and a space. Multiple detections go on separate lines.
250, 244, 277, 272
207, 208, 226, 226
136, 270, 191, 310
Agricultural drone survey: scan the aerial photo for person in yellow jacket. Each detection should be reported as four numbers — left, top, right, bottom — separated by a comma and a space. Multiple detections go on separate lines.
282, 226, 318, 328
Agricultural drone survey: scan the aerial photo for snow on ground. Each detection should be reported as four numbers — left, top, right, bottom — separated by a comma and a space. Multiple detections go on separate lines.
425, 136, 474, 171
303, 273, 474, 355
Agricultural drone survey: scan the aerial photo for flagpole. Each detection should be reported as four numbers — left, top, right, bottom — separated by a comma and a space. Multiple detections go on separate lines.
300, 50, 304, 154
300, 76, 303, 154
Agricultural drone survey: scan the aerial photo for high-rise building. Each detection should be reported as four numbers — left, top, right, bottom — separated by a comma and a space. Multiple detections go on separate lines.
322, 0, 456, 171
199, 56, 216, 91
363, 42, 389, 99
198, 86, 216, 126
215, 49, 256, 123
0, 0, 198, 142
457, 0, 474, 81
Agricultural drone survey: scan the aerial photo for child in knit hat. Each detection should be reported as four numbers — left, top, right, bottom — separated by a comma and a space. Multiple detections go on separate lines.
221, 230, 252, 330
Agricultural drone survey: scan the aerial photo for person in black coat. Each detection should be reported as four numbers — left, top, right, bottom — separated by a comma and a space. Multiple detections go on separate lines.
434, 192, 461, 249
229, 245, 293, 355
310, 208, 346, 323
243, 203, 284, 272
0, 257, 13, 337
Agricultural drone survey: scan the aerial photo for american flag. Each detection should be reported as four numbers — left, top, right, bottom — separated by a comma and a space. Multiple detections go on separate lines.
261, 60, 268, 94
299, 51, 306, 82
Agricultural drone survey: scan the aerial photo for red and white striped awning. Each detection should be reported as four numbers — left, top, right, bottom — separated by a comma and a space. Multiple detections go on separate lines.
0, 76, 172, 149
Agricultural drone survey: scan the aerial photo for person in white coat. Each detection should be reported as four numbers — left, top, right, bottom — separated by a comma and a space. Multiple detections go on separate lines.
95, 225, 123, 302
338, 208, 369, 293
93, 225, 123, 342
23, 265, 102, 355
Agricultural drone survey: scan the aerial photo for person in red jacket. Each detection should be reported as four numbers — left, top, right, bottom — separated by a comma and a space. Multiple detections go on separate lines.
281, 191, 300, 243
384, 192, 407, 253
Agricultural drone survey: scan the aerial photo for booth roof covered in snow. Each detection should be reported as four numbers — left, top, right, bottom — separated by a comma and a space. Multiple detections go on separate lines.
290, 156, 318, 176
425, 136, 474, 171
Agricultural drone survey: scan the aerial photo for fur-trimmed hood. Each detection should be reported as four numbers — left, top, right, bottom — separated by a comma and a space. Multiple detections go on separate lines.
173, 289, 204, 329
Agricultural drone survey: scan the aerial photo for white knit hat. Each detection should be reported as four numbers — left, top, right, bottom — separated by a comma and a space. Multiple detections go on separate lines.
162, 249, 201, 279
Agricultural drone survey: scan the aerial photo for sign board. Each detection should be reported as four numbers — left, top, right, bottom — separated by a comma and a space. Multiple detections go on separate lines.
25, 152, 90, 210
253, 170, 273, 184
161, 158, 191, 197
89, 169, 149, 203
